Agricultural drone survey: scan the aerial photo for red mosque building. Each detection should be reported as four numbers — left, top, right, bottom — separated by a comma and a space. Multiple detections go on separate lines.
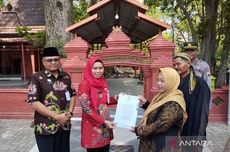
0, 0, 45, 80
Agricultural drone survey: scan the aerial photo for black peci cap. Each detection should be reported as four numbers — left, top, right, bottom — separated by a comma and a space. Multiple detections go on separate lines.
42, 47, 60, 57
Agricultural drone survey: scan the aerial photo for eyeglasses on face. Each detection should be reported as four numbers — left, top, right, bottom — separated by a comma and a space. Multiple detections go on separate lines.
44, 58, 60, 63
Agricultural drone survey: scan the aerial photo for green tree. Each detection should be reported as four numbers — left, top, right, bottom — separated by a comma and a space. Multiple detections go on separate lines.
73, 0, 90, 23
200, 0, 219, 72
215, 0, 230, 87
144, 0, 230, 87
90, 0, 97, 5
44, 0, 73, 56
73, 0, 102, 23
16, 26, 46, 48
0, 0, 4, 9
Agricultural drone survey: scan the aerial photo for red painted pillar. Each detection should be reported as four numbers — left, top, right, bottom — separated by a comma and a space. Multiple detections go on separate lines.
21, 43, 26, 80
1, 51, 8, 74
148, 34, 176, 97
143, 67, 152, 101
37, 49, 41, 71
30, 48, 35, 74
62, 36, 89, 85
62, 36, 89, 116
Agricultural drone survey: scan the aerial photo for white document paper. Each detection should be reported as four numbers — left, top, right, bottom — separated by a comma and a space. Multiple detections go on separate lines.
114, 94, 139, 129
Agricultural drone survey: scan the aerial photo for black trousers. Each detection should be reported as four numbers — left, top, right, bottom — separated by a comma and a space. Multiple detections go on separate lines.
35, 130, 70, 152
86, 144, 110, 152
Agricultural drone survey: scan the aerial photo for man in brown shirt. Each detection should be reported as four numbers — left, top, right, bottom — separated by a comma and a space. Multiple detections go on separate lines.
26, 47, 76, 152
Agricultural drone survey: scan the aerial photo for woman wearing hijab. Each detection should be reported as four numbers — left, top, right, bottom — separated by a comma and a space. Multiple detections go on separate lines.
78, 57, 118, 152
132, 67, 187, 152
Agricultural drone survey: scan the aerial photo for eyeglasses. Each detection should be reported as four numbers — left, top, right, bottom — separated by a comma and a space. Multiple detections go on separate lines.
184, 49, 196, 52
44, 58, 60, 63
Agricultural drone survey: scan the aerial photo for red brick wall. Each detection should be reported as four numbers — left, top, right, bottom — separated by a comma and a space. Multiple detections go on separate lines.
0, 89, 33, 119
209, 86, 228, 122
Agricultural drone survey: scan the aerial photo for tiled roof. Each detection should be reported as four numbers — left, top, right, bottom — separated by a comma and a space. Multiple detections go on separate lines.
0, 0, 45, 27
0, 26, 45, 43
0, 37, 27, 43
0, 26, 45, 34
66, 0, 170, 43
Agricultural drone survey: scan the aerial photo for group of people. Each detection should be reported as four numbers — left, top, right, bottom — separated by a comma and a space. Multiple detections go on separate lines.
26, 41, 211, 152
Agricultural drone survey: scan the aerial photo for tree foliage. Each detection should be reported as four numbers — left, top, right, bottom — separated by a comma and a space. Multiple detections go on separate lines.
144, 0, 229, 87
215, 0, 230, 87
72, 0, 101, 23
16, 26, 46, 48
73, 0, 90, 23
44, 0, 73, 56
0, 0, 4, 9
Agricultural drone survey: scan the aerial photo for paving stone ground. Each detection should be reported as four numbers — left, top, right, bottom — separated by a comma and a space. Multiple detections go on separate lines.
1, 78, 229, 152
0, 119, 230, 152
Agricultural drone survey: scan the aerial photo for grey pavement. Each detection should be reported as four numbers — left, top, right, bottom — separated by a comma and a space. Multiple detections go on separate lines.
1, 119, 230, 152
0, 78, 230, 152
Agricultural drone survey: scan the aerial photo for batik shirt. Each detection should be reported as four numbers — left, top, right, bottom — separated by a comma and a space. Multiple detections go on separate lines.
26, 70, 76, 135
136, 101, 184, 152
78, 79, 117, 148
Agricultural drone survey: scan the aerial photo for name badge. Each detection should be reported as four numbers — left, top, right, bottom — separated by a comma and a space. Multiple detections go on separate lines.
65, 91, 71, 101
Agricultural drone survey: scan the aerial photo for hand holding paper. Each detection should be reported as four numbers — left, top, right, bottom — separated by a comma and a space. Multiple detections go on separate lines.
114, 94, 139, 129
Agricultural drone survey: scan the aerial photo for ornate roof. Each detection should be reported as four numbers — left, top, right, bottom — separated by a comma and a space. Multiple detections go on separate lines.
0, 0, 45, 43
0, 0, 45, 27
66, 0, 170, 44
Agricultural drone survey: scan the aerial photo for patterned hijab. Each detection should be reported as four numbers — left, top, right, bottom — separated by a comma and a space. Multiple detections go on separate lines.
83, 57, 108, 110
140, 67, 187, 126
